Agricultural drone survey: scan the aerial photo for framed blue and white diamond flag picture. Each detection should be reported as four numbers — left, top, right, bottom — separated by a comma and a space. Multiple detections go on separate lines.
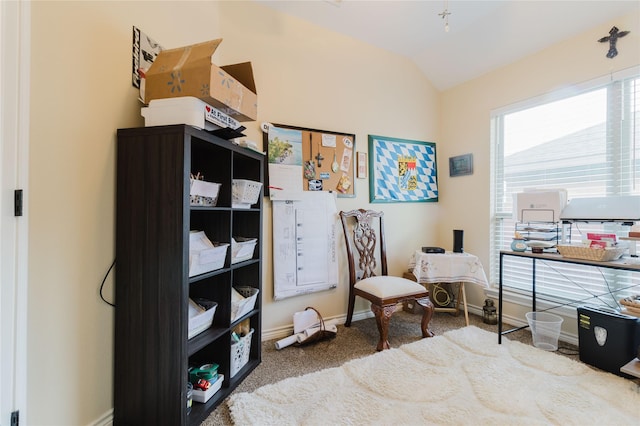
368, 135, 438, 203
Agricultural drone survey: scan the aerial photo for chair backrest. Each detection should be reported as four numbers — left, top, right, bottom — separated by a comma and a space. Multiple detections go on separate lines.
339, 209, 388, 286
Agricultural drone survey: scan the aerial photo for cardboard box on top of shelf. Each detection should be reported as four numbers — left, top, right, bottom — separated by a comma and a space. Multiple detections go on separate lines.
144, 39, 257, 122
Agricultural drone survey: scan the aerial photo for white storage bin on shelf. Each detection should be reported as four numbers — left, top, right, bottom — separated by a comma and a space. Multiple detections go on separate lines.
231, 286, 259, 322
192, 374, 224, 403
232, 179, 262, 208
188, 299, 217, 339
189, 231, 229, 277
231, 237, 258, 264
230, 329, 254, 378
140, 96, 241, 131
190, 177, 221, 206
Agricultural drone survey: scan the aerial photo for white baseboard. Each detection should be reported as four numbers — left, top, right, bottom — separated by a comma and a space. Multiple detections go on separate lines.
90, 408, 112, 426
261, 310, 373, 341
261, 305, 499, 342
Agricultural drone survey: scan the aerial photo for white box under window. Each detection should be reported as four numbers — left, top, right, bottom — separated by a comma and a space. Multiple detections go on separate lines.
514, 189, 567, 223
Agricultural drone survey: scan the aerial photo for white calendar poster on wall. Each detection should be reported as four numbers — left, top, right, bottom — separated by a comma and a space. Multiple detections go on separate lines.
271, 191, 338, 300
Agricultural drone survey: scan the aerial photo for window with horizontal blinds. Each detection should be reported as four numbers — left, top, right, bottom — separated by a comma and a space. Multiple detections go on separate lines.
491, 69, 640, 309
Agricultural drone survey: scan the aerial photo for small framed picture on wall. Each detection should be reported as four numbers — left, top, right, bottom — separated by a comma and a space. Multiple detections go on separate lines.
449, 153, 473, 177
357, 152, 367, 179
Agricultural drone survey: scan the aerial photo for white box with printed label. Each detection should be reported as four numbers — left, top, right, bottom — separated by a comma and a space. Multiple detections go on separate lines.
141, 96, 241, 131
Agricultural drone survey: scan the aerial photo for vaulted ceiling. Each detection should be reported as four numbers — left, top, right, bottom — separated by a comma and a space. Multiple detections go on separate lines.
257, 0, 640, 90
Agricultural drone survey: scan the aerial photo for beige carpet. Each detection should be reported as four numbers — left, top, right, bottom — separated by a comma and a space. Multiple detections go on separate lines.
200, 311, 588, 425
227, 325, 640, 425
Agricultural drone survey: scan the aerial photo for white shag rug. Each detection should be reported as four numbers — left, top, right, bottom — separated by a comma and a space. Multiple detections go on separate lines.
228, 326, 640, 425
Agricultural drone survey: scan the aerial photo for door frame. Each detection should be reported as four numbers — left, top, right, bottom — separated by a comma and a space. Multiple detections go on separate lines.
1, 0, 30, 424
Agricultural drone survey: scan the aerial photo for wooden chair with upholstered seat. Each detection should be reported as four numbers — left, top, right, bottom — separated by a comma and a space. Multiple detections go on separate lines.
339, 209, 434, 351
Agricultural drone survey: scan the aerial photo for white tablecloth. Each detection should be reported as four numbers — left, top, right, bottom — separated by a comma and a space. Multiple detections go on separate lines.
408, 251, 489, 287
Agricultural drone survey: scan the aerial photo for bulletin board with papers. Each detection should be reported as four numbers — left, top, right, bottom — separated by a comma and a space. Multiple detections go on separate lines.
263, 123, 356, 197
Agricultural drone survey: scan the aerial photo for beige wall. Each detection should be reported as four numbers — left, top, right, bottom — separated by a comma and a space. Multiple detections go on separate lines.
29, 1, 439, 424
439, 11, 640, 325
216, 2, 441, 331
26, 1, 640, 424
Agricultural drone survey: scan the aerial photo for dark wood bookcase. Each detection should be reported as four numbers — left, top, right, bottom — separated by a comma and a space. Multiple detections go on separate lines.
114, 125, 263, 425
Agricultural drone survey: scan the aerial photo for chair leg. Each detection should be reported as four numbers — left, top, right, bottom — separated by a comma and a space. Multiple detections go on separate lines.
345, 291, 356, 327
371, 304, 395, 351
416, 297, 435, 338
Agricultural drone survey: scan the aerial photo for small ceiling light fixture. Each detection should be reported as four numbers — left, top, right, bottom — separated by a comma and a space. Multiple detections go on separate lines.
438, 0, 452, 32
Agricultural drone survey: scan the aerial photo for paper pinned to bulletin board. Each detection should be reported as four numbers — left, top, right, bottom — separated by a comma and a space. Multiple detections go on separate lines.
262, 123, 356, 197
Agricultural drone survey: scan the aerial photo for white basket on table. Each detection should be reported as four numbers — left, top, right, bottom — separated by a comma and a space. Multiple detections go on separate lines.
556, 244, 627, 262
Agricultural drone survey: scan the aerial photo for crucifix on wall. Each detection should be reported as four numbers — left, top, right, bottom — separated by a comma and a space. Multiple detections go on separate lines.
315, 141, 324, 167
597, 26, 630, 58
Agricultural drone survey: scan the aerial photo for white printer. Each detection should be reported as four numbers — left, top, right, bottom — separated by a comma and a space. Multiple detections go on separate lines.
560, 195, 640, 224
